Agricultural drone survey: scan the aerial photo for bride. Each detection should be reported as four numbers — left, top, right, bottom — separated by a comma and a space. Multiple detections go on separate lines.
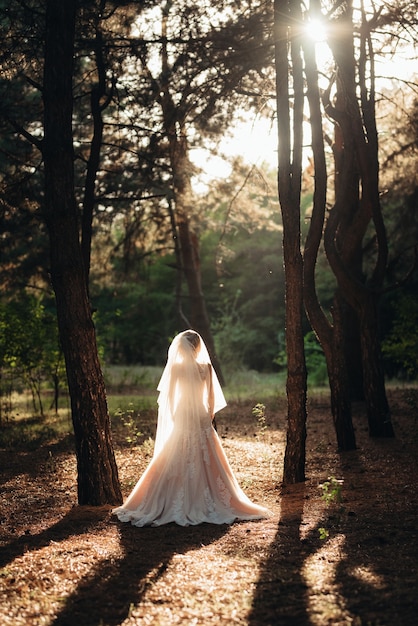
113, 329, 270, 527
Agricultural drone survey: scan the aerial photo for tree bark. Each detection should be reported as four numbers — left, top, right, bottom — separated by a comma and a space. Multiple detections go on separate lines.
169, 138, 224, 383
324, 2, 394, 438
274, 0, 307, 484
42, 0, 122, 505
302, 5, 356, 451
80, 19, 107, 287
359, 294, 394, 437
344, 301, 364, 401
328, 293, 356, 449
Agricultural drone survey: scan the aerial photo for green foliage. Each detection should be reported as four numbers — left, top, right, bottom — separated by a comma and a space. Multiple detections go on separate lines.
382, 293, 418, 378
252, 402, 267, 437
273, 331, 328, 387
318, 476, 344, 540
223, 369, 285, 402
273, 331, 287, 370
104, 365, 161, 394
91, 217, 288, 372
92, 256, 178, 365
114, 403, 143, 445
0, 293, 65, 420
211, 290, 259, 371
304, 331, 328, 387
320, 476, 343, 506
318, 527, 329, 540
201, 225, 285, 372
0, 0, 416, 390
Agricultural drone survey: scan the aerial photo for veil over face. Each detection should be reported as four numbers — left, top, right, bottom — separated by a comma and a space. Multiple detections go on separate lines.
153, 330, 226, 456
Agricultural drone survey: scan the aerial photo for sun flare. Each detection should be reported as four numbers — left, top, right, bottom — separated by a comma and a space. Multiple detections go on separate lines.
305, 17, 328, 43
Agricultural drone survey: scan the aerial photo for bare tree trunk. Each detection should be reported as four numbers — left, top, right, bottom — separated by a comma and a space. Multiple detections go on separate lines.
274, 0, 307, 484
325, 2, 394, 438
329, 293, 356, 449
302, 2, 356, 451
80, 18, 106, 287
164, 124, 223, 382
359, 294, 394, 437
42, 0, 122, 506
344, 300, 364, 401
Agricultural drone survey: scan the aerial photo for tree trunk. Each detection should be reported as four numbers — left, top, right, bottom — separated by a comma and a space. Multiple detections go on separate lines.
329, 294, 356, 449
81, 17, 109, 287
344, 301, 364, 401
42, 0, 122, 506
302, 4, 356, 451
275, 0, 307, 484
324, 3, 394, 438
170, 139, 224, 384
359, 294, 394, 437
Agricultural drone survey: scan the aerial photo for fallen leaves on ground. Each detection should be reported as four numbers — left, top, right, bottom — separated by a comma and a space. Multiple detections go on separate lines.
0, 389, 417, 625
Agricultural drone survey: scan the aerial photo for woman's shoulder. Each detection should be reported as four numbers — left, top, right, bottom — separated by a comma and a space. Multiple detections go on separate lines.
197, 362, 211, 376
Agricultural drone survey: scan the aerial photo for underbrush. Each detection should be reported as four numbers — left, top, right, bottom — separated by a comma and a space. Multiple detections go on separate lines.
3, 365, 417, 453
0, 367, 286, 451
0, 413, 71, 450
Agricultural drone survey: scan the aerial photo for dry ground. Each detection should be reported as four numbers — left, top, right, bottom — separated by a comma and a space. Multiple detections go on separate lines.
0, 388, 417, 625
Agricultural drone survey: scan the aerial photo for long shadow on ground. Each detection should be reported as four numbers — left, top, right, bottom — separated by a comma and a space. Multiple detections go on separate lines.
248, 483, 315, 626
0, 505, 104, 571
334, 445, 418, 625
249, 441, 418, 626
51, 518, 229, 626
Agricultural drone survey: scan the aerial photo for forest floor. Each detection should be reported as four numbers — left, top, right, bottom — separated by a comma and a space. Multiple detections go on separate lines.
0, 387, 418, 626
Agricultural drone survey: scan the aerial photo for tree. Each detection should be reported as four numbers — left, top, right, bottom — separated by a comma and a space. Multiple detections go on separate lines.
274, 0, 307, 483
0, 2, 48, 293
42, 0, 121, 505
298, 0, 418, 443
322, 1, 394, 437
302, 0, 356, 450
274, 0, 418, 457
1, 1, 276, 382
0, 295, 60, 418
110, 0, 274, 382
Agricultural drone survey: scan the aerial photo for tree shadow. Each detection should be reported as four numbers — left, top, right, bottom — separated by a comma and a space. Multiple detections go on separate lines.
0, 505, 110, 570
52, 518, 229, 626
249, 438, 418, 626
0, 500, 229, 625
333, 445, 418, 625
0, 433, 75, 483
248, 483, 317, 626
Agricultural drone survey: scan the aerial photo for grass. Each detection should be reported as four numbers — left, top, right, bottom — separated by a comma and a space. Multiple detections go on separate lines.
6, 365, 414, 452
103, 364, 161, 393
0, 366, 288, 450
0, 412, 72, 450
4, 359, 380, 452
222, 369, 287, 402
104, 364, 288, 402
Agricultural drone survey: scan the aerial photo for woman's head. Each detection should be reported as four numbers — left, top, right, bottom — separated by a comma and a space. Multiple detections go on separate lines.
183, 330, 201, 354
169, 330, 205, 364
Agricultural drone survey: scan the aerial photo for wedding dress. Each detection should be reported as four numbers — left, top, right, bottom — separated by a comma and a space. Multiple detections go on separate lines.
113, 330, 270, 527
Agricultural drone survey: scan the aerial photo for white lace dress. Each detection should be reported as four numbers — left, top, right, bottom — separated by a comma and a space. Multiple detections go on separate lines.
113, 333, 270, 527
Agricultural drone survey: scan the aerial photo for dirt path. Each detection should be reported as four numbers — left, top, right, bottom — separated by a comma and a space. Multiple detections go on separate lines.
0, 389, 417, 625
